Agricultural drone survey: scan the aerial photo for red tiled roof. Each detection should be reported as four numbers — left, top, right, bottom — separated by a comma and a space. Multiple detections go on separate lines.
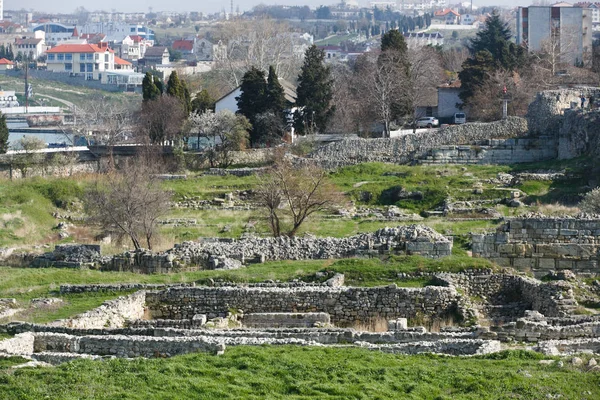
0, 58, 14, 65
129, 35, 144, 42
46, 44, 113, 54
172, 39, 194, 51
114, 56, 131, 65
434, 9, 460, 17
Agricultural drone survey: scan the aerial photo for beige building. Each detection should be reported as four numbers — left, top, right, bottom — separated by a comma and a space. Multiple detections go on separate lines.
46, 43, 115, 81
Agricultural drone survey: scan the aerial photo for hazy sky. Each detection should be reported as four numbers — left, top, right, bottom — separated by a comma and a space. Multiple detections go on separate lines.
9, 1, 526, 15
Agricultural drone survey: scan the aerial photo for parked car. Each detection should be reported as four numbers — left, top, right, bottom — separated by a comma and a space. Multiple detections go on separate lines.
415, 117, 439, 128
453, 112, 466, 124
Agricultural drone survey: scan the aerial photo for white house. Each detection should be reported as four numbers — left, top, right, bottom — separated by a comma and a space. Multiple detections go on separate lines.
215, 79, 297, 114
45, 43, 115, 81
460, 14, 477, 25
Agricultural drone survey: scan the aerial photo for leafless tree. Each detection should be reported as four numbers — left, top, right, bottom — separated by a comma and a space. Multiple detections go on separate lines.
328, 63, 367, 134
406, 46, 445, 130
84, 150, 171, 251
441, 47, 470, 78
354, 52, 408, 138
137, 96, 187, 145
187, 110, 250, 167
214, 17, 305, 87
256, 160, 343, 237
9, 136, 46, 178
74, 95, 136, 169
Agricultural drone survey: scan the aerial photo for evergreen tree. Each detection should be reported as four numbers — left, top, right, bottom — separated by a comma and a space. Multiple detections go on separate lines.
266, 66, 287, 114
458, 50, 496, 104
0, 112, 8, 154
191, 89, 215, 114
142, 72, 160, 101
166, 71, 183, 98
166, 71, 191, 115
236, 67, 268, 143
381, 29, 407, 54
294, 45, 335, 134
153, 75, 163, 95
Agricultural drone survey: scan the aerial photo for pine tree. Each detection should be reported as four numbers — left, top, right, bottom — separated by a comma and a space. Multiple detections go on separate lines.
458, 50, 496, 104
0, 112, 9, 154
381, 29, 407, 53
294, 45, 334, 134
236, 67, 268, 143
266, 66, 287, 114
142, 72, 160, 101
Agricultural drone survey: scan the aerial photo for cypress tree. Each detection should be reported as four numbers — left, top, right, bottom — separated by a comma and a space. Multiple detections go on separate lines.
236, 67, 268, 144
153, 75, 163, 95
142, 72, 160, 101
266, 65, 287, 115
294, 45, 334, 134
0, 112, 8, 154
166, 71, 183, 98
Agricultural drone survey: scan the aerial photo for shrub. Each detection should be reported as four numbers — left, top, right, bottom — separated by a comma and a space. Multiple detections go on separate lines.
579, 186, 600, 214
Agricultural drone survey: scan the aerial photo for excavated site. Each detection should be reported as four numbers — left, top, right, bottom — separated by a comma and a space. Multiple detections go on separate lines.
2, 89, 600, 366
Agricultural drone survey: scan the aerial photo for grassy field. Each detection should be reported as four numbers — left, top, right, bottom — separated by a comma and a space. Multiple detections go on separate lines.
0, 347, 598, 399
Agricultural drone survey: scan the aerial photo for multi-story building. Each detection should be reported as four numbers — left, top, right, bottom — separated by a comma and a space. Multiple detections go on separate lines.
45, 43, 115, 81
14, 33, 46, 60
32, 23, 76, 44
80, 23, 155, 43
574, 2, 600, 30
516, 5, 592, 67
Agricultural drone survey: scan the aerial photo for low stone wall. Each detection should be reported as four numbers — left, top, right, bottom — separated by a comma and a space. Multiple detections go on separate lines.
242, 313, 331, 328
472, 217, 600, 275
59, 283, 194, 294
50, 291, 146, 329
145, 285, 463, 326
490, 313, 600, 342
32, 332, 225, 358
418, 137, 557, 165
307, 117, 528, 168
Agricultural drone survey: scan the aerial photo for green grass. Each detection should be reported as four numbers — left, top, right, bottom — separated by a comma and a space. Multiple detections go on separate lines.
0, 347, 597, 399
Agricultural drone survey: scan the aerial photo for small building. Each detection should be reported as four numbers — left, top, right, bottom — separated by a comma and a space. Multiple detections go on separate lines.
14, 37, 46, 60
113, 56, 133, 70
0, 58, 15, 71
215, 79, 297, 114
403, 32, 444, 47
140, 46, 170, 67
437, 80, 462, 120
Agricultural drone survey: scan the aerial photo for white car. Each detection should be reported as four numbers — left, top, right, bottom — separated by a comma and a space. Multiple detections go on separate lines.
415, 117, 439, 128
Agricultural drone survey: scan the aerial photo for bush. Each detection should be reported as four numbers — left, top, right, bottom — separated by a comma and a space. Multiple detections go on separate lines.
579, 187, 600, 214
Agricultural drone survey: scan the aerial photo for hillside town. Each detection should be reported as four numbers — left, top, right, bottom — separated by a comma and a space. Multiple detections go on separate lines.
1, 0, 600, 398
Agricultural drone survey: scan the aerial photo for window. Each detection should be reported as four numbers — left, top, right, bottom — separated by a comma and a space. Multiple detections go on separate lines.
104, 63, 109, 70
80, 63, 85, 72
87, 53, 93, 60
104, 54, 109, 62
80, 54, 85, 60
65, 63, 72, 71
87, 63, 93, 72
65, 53, 72, 61
47, 54, 55, 61
57, 53, 64, 60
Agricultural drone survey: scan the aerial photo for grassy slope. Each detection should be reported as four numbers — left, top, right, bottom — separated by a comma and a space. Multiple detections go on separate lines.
0, 348, 598, 399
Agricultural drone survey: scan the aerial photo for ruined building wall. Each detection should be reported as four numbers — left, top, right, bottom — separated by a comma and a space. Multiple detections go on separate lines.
472, 218, 600, 275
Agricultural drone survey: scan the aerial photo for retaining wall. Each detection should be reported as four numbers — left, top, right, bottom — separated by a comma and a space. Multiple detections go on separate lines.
472, 217, 600, 275
145, 285, 463, 326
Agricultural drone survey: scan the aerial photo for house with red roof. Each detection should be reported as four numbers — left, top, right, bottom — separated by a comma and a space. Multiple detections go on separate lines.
433, 9, 461, 25
45, 43, 115, 81
0, 58, 15, 71
116, 34, 153, 61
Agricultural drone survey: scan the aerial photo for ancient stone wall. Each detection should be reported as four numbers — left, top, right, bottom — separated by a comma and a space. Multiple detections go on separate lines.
102, 225, 452, 273
472, 217, 600, 276
307, 117, 529, 168
50, 291, 146, 329
418, 137, 557, 165
145, 285, 463, 326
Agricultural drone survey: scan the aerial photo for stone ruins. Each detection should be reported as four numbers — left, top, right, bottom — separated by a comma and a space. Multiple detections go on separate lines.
2, 88, 600, 364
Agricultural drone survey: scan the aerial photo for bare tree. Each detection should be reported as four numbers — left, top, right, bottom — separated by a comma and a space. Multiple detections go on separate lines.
441, 47, 470, 78
355, 52, 407, 137
215, 18, 305, 87
9, 136, 46, 178
406, 46, 444, 130
84, 151, 171, 250
328, 63, 366, 134
256, 160, 343, 237
187, 110, 250, 167
74, 95, 135, 169
137, 96, 187, 145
